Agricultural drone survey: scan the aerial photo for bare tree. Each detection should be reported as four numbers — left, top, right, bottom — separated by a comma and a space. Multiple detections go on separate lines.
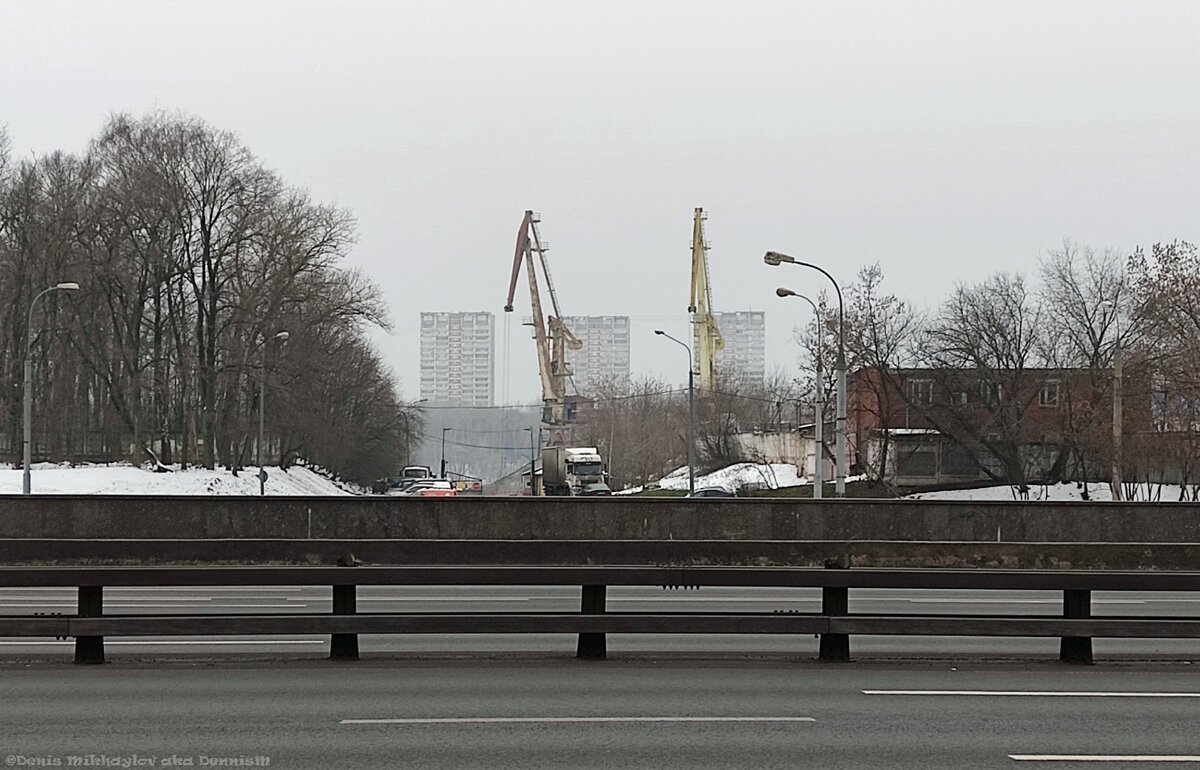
918, 272, 1046, 491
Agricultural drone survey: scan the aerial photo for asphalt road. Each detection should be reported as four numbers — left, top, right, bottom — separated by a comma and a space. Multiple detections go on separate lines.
2, 586, 1199, 660
4, 659, 1200, 769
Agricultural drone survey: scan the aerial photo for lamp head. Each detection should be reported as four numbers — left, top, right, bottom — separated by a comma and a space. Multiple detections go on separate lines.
776, 287, 797, 298
55, 282, 80, 291
763, 251, 794, 266
272, 330, 290, 341
654, 329, 665, 336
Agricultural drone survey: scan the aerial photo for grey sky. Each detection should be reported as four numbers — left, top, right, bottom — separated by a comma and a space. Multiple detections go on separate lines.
2, 1, 1196, 403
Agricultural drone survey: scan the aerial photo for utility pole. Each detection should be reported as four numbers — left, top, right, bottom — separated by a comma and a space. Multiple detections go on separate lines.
1103, 300, 1123, 502
1111, 336, 1123, 502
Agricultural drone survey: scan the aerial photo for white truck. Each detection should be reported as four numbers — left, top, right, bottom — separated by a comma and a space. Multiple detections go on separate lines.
540, 446, 609, 496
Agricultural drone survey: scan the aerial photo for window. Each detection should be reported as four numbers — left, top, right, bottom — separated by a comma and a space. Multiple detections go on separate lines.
1040, 380, 1061, 408
908, 379, 933, 404
951, 391, 969, 406
979, 380, 1004, 405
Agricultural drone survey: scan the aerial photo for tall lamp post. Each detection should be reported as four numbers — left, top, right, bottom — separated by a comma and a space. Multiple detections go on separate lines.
23, 282, 80, 495
440, 427, 452, 479
765, 252, 847, 497
776, 287, 824, 500
258, 330, 290, 496
654, 330, 696, 496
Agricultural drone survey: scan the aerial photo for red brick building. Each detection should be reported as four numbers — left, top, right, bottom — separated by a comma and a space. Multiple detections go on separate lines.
849, 366, 1145, 488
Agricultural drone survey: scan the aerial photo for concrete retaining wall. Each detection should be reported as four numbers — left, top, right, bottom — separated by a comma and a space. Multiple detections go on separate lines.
0, 495, 1197, 542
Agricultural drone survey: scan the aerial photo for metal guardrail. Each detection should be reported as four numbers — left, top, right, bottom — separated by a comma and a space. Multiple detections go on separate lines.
2, 565, 1199, 665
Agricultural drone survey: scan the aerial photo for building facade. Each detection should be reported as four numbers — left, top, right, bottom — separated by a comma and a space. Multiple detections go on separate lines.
708, 311, 766, 384
419, 312, 495, 406
560, 315, 631, 394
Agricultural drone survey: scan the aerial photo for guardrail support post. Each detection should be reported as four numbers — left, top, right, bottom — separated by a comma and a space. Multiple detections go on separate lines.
1059, 589, 1093, 664
330, 585, 359, 661
577, 584, 606, 660
74, 586, 105, 664
819, 585, 850, 662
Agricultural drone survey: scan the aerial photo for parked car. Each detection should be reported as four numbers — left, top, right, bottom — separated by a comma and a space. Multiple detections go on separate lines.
390, 479, 454, 496
685, 486, 736, 498
577, 482, 612, 496
414, 487, 457, 497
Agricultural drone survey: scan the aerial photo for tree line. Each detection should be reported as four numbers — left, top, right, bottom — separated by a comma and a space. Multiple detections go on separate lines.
0, 113, 421, 483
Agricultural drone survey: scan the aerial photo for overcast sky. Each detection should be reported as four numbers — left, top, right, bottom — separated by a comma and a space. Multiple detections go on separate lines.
2, 1, 1196, 403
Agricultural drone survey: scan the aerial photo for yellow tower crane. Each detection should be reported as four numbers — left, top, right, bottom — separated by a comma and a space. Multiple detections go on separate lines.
689, 207, 723, 391
503, 210, 582, 439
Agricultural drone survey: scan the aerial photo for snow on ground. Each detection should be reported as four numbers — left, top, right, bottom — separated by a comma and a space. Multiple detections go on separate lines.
0, 463, 354, 496
905, 481, 1192, 502
619, 462, 804, 494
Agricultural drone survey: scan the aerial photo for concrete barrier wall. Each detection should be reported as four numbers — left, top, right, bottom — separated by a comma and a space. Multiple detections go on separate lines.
0, 495, 1198, 543
2, 537, 1196, 570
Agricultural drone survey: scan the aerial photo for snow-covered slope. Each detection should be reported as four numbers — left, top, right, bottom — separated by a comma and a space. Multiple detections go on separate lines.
0, 463, 354, 496
906, 481, 1192, 503
618, 462, 804, 494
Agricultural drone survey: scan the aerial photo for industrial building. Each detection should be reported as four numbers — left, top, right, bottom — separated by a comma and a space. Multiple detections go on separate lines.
419, 311, 495, 406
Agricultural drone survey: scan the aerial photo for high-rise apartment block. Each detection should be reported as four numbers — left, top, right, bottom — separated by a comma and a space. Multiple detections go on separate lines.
419, 312, 495, 406
709, 311, 766, 384
561, 315, 631, 394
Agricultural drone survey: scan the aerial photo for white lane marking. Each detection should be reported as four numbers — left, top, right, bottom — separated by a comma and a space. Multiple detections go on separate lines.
0, 587, 307, 593
0, 599, 304, 604
907, 599, 1146, 605
341, 716, 816, 725
865, 691, 1200, 698
1010, 756, 1200, 762
0, 640, 324, 646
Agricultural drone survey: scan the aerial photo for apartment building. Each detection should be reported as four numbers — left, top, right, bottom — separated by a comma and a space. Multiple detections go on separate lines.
709, 310, 766, 384
419, 312, 495, 406
560, 315, 631, 394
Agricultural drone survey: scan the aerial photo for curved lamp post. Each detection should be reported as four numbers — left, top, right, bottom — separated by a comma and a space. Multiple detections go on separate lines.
259, 330, 290, 495
765, 252, 847, 496
776, 287, 824, 500
654, 329, 696, 496
23, 282, 80, 495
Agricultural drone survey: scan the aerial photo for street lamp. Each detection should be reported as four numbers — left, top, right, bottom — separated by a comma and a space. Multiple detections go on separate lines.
655, 329, 696, 496
440, 427, 452, 479
23, 282, 80, 495
258, 330, 290, 495
776, 287, 824, 500
765, 252, 847, 497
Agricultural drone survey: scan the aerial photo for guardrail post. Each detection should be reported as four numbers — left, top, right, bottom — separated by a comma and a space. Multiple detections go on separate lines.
1059, 589, 1093, 664
577, 584, 606, 660
819, 582, 850, 662
74, 586, 105, 664
329, 585, 359, 661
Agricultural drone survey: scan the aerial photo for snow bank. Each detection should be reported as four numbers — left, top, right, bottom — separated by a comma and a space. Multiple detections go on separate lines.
619, 462, 804, 494
0, 463, 354, 496
905, 481, 1192, 503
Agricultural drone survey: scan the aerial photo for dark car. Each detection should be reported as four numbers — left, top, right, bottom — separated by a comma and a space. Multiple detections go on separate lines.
685, 486, 736, 498
577, 482, 613, 496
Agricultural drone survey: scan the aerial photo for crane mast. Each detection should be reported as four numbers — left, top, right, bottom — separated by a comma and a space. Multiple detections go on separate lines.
689, 207, 723, 390
504, 210, 582, 437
